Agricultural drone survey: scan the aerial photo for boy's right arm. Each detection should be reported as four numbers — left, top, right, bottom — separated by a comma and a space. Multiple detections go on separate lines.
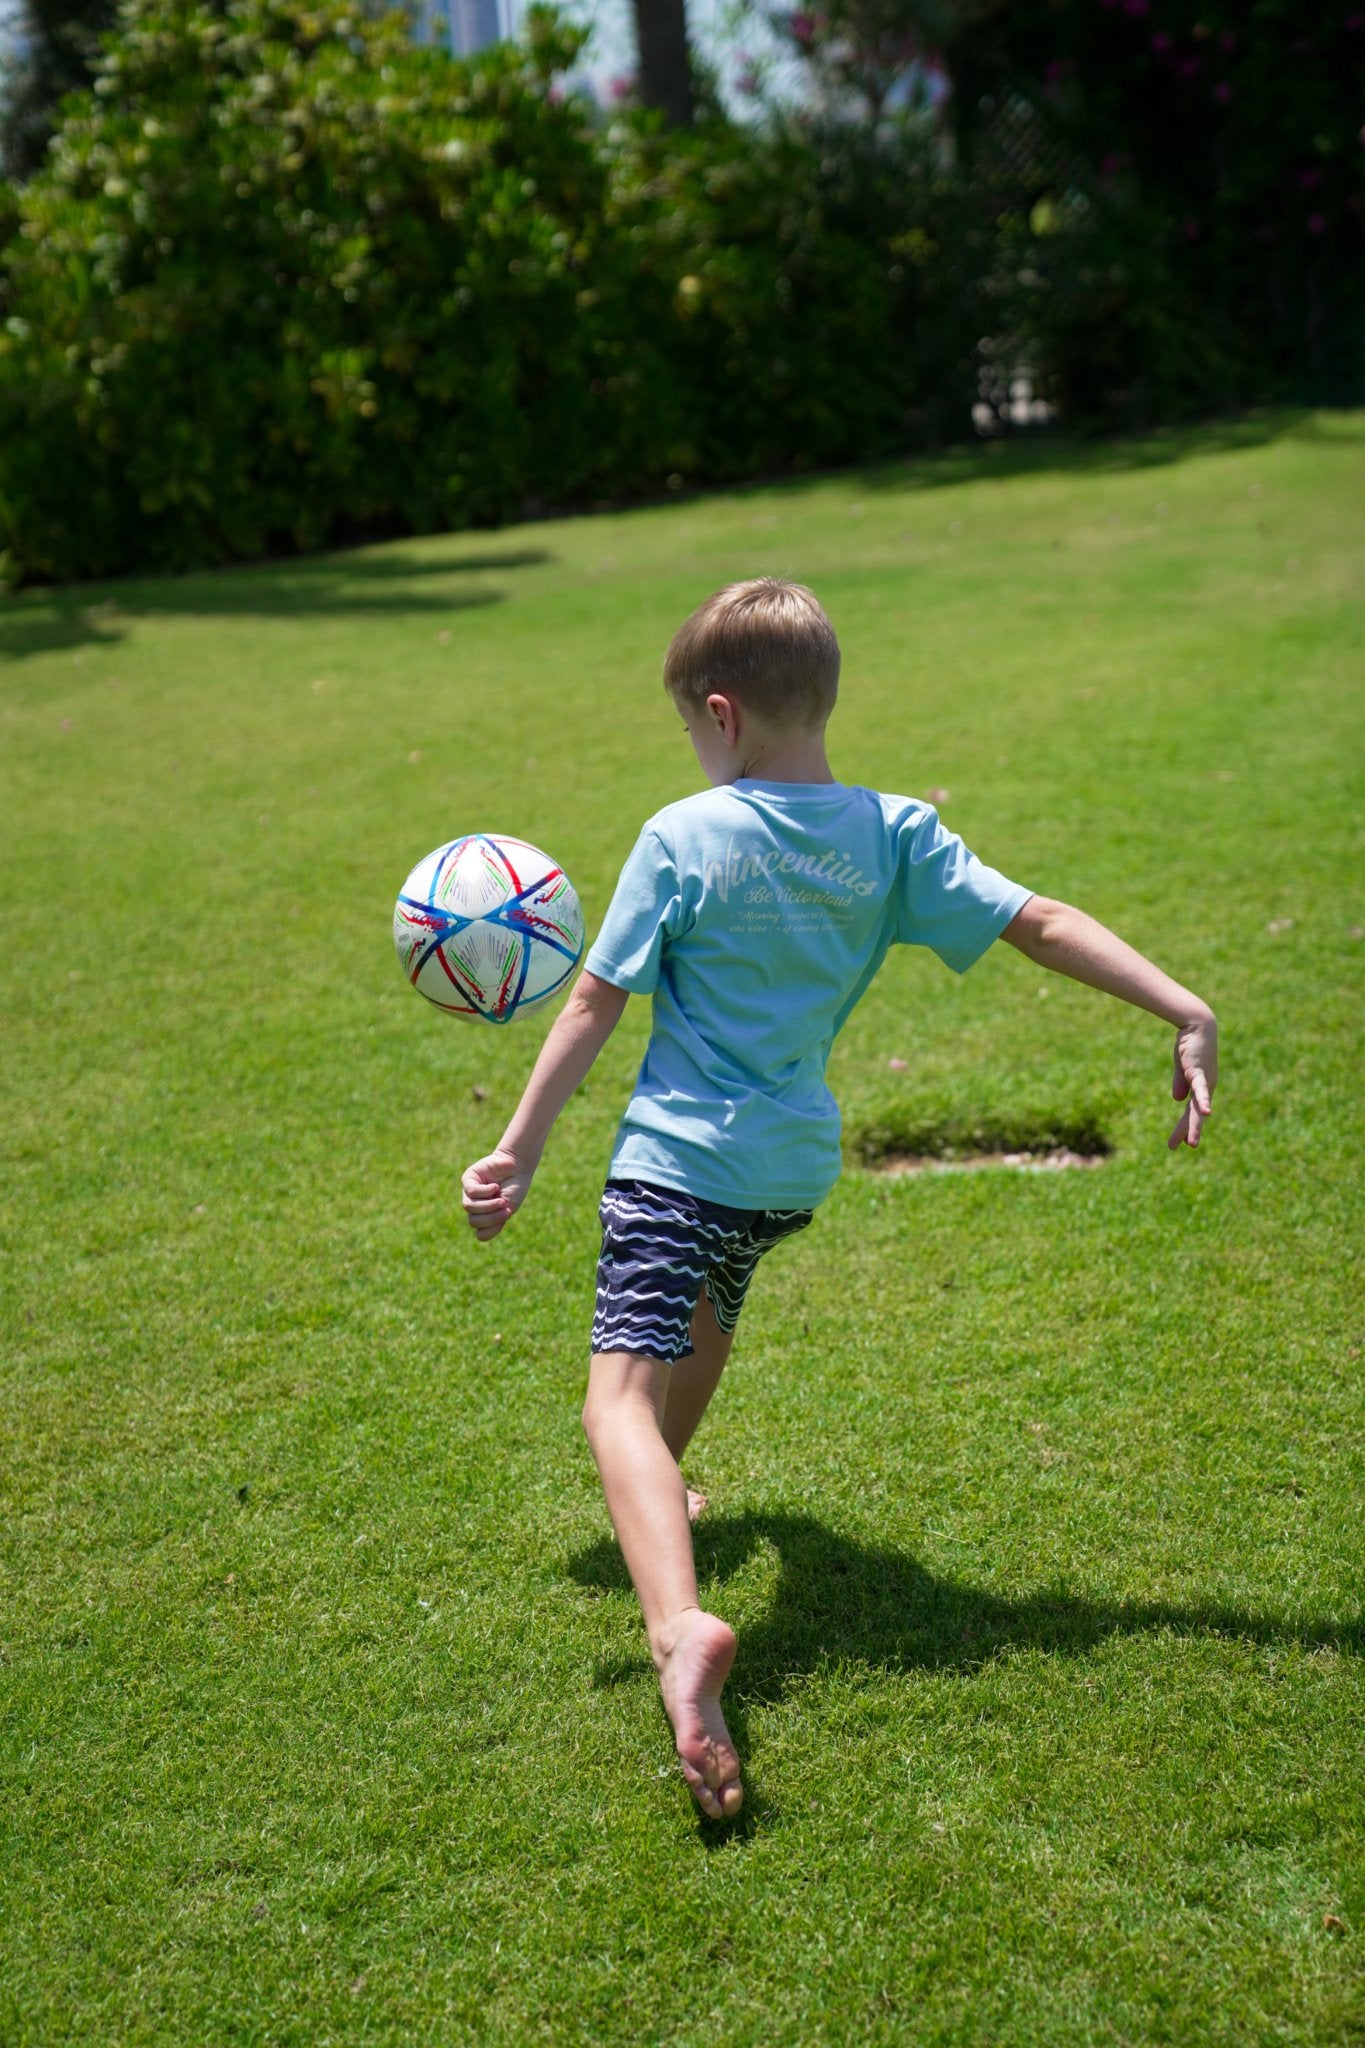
460, 969, 628, 1241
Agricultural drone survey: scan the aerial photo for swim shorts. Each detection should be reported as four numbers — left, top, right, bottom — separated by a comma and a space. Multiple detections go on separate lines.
591, 1177, 814, 1365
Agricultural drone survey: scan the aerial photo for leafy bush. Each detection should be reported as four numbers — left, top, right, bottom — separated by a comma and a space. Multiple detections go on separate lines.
771, 0, 1364, 426
0, 4, 634, 578
3, 0, 1359, 585
0, 0, 985, 583
944, 0, 1365, 421
612, 115, 988, 475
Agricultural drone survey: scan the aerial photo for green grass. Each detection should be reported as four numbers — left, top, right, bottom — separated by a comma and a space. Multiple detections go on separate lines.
2, 411, 1362, 2046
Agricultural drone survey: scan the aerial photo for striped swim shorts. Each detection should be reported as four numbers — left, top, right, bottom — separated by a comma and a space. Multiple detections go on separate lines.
591, 1178, 814, 1366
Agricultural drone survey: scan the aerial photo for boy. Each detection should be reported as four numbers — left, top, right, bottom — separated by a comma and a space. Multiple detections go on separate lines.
461, 578, 1217, 1821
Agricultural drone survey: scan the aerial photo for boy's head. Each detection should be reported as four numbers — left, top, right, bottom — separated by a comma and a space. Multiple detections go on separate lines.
664, 579, 840, 734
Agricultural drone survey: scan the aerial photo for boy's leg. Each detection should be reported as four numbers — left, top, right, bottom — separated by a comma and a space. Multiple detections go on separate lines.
662, 1287, 734, 1518
582, 1349, 743, 1820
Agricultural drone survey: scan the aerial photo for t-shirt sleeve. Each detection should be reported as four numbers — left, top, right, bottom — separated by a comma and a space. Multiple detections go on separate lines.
583, 826, 683, 995
895, 805, 1033, 973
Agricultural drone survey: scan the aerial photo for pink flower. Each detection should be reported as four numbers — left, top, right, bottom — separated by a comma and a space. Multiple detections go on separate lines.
1151, 31, 1172, 51
789, 9, 815, 43
1306, 213, 1327, 234
1219, 28, 1237, 50
609, 74, 635, 101
1122, 0, 1151, 16
1214, 80, 1233, 102
1298, 167, 1323, 190
1182, 216, 1201, 241
1177, 54, 1203, 77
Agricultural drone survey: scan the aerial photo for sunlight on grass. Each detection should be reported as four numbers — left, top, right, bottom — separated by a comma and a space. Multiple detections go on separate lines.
2, 414, 1362, 2045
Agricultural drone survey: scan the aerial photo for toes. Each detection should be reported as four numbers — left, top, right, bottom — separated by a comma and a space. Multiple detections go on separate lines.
678, 1740, 743, 1819
706, 1744, 741, 1793
680, 1762, 723, 1818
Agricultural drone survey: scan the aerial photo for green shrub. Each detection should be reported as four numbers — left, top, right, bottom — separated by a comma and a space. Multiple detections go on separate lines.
0, 0, 985, 584
609, 114, 988, 476
943, 0, 1365, 420
0, 4, 634, 578
6, 0, 1357, 586
771, 0, 1364, 427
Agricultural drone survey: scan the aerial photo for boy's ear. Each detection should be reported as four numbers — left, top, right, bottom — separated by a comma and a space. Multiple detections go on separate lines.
705, 692, 741, 745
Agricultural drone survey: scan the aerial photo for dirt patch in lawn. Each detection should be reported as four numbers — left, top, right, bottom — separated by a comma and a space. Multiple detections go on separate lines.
871, 1145, 1108, 1176
854, 1115, 1112, 1177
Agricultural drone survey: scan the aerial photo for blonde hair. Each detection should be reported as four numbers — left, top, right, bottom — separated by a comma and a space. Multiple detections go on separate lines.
663, 578, 840, 730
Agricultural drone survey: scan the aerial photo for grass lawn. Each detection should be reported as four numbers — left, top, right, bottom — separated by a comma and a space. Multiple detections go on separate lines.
2, 411, 1362, 2046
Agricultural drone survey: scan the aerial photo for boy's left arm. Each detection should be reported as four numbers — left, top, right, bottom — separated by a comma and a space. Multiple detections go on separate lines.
1000, 896, 1218, 1149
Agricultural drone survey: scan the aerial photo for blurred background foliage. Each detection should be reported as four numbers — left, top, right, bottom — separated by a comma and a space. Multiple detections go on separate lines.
0, 0, 1361, 584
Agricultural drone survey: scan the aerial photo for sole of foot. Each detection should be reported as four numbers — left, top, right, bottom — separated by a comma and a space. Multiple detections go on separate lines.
658, 1608, 742, 1820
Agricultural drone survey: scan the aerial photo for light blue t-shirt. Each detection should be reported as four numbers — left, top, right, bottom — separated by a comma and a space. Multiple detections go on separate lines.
584, 780, 1032, 1209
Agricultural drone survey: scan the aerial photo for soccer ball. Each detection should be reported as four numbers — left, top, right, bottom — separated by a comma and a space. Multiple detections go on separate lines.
394, 834, 585, 1023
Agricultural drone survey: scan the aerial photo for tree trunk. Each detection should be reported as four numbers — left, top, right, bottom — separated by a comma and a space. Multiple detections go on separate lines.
631, 0, 693, 126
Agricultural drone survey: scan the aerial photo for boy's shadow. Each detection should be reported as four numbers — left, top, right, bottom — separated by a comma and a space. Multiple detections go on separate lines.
568, 1509, 1360, 1831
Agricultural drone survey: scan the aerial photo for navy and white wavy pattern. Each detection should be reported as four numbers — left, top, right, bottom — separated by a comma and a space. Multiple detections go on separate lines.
591, 1180, 812, 1363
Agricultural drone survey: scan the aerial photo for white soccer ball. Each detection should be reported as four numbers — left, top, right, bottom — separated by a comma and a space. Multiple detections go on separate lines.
393, 834, 585, 1023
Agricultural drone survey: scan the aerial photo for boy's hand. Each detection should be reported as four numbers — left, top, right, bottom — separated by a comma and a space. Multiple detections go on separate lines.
1169, 1012, 1218, 1150
461, 1147, 535, 1241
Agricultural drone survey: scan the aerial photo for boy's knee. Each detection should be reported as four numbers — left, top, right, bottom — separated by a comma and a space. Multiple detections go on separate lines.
581, 1380, 615, 1445
582, 1356, 665, 1444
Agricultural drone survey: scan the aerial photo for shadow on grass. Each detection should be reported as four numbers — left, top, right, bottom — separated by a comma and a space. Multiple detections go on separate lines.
4, 408, 1333, 665
0, 545, 553, 664
573, 1508, 1361, 1694
718, 408, 1311, 511
582, 1507, 1364, 1683
571, 1507, 1360, 1835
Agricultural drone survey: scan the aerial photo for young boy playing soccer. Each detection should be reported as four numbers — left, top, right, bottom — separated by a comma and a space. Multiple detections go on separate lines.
461, 578, 1218, 1821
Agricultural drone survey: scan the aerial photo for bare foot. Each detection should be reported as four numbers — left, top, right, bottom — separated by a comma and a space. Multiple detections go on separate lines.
685, 1484, 708, 1524
655, 1608, 742, 1820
